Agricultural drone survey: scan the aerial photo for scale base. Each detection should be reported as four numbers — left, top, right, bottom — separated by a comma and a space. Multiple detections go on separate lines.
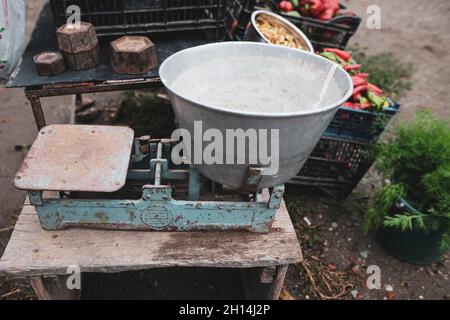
29, 185, 284, 233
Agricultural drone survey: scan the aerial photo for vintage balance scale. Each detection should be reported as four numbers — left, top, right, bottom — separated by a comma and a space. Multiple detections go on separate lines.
13, 42, 352, 233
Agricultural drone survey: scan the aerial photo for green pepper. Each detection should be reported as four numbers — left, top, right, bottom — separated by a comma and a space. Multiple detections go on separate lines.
320, 52, 340, 63
291, 0, 300, 8
286, 11, 302, 17
367, 91, 386, 112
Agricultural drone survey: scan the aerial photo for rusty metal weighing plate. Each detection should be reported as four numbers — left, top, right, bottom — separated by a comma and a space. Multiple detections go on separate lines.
14, 125, 134, 192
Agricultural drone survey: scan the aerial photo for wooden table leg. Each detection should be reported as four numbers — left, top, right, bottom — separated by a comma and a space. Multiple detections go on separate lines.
241, 265, 290, 300
28, 275, 81, 300
267, 265, 289, 300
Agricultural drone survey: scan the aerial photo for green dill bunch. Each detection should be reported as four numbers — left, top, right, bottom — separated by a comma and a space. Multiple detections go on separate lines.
365, 110, 450, 251
376, 109, 450, 208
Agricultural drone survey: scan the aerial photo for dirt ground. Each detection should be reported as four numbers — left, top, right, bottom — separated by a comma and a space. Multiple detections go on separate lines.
1, 0, 449, 300
0, 0, 73, 252
284, 187, 449, 300
347, 0, 450, 121
279, 0, 450, 301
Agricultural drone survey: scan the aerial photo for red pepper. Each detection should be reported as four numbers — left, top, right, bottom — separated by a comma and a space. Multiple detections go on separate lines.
356, 73, 370, 78
343, 102, 361, 110
353, 84, 368, 96
351, 76, 367, 87
231, 20, 238, 31
368, 83, 383, 95
318, 8, 335, 20
279, 1, 295, 12
318, 0, 339, 20
352, 91, 362, 101
344, 64, 362, 72
324, 48, 351, 62
299, 0, 324, 18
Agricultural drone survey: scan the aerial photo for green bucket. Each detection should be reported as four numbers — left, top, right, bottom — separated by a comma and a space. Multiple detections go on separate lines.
377, 199, 445, 265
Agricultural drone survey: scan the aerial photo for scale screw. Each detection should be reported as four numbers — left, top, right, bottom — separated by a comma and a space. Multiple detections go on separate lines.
139, 135, 151, 144
139, 135, 151, 155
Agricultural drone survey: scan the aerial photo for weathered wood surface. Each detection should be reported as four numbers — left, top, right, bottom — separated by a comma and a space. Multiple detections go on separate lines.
0, 200, 302, 277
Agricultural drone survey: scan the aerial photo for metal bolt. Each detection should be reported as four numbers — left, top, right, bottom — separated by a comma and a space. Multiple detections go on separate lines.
139, 135, 151, 155
162, 195, 169, 200
144, 194, 151, 200
139, 135, 151, 144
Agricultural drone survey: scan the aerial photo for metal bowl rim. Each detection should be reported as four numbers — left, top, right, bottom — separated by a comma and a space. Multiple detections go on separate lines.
250, 9, 315, 53
159, 42, 353, 118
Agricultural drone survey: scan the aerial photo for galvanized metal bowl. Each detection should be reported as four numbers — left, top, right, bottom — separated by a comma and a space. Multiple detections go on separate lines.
159, 42, 352, 189
245, 10, 314, 52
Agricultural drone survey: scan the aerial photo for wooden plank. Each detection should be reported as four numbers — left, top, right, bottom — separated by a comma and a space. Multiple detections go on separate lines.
267, 265, 289, 300
0, 201, 302, 277
28, 276, 51, 300
28, 275, 81, 300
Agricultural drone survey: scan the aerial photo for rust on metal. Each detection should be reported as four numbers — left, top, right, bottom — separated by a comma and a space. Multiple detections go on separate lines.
25, 78, 162, 131
25, 90, 47, 130
33, 51, 66, 77
110, 36, 157, 75
57, 22, 98, 54
242, 167, 263, 192
13, 125, 134, 192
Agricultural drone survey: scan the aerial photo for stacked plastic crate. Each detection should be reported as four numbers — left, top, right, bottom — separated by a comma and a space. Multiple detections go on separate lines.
291, 101, 400, 196
50, 0, 227, 40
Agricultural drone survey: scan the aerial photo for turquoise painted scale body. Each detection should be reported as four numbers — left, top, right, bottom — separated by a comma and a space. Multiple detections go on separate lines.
28, 139, 284, 233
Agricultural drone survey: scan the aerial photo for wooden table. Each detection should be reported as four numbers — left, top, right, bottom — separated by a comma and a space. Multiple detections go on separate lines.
0, 198, 302, 300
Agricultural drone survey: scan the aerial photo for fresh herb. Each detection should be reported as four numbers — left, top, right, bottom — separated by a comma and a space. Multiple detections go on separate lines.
364, 110, 450, 251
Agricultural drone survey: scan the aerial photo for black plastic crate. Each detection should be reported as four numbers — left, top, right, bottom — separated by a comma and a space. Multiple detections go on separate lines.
50, 0, 227, 39
325, 100, 400, 143
225, 0, 256, 39
289, 102, 400, 196
289, 137, 374, 196
226, 0, 361, 50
